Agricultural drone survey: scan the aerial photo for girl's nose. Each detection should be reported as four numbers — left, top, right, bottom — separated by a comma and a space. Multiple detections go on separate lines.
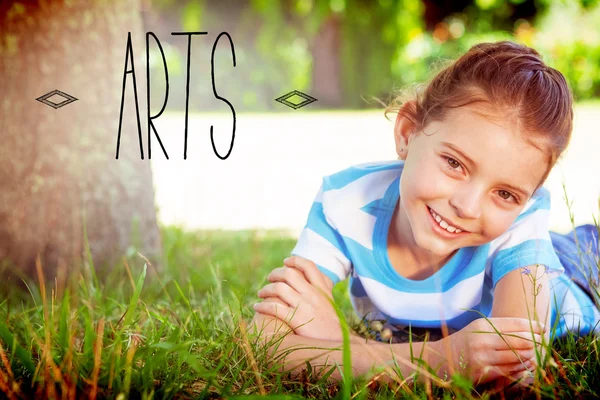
449, 186, 483, 220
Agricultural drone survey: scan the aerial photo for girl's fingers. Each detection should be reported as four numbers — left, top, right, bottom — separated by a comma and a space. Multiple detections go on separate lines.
283, 256, 325, 288
257, 282, 302, 308
505, 358, 535, 374
485, 318, 546, 335
253, 301, 296, 326
325, 277, 334, 292
253, 301, 309, 332
261, 296, 287, 307
484, 332, 544, 350
284, 256, 332, 295
477, 359, 534, 384
485, 349, 535, 365
476, 365, 515, 383
267, 267, 314, 295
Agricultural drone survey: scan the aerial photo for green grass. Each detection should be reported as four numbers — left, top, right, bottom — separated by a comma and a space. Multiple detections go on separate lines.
0, 225, 600, 399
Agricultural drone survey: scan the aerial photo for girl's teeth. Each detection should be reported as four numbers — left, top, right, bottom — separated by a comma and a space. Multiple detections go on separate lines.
429, 208, 462, 234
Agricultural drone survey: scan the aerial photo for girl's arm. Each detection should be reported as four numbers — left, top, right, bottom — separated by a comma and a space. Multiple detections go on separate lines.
489, 264, 550, 389
250, 300, 542, 386
250, 304, 441, 385
251, 296, 372, 345
491, 264, 550, 343
252, 297, 378, 343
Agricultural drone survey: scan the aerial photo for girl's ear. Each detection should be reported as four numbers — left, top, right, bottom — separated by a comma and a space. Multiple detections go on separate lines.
394, 100, 418, 160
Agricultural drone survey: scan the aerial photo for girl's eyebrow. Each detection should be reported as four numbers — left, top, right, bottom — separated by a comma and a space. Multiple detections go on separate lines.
440, 141, 532, 198
441, 141, 475, 167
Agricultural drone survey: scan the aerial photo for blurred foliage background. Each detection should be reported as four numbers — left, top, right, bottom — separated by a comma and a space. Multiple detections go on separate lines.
141, 0, 600, 112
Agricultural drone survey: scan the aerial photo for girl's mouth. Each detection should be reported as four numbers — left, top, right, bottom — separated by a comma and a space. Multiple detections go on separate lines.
427, 206, 469, 238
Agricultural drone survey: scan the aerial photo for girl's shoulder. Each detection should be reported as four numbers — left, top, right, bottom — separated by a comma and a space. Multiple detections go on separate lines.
349, 160, 404, 172
321, 160, 404, 191
486, 184, 562, 282
512, 185, 551, 226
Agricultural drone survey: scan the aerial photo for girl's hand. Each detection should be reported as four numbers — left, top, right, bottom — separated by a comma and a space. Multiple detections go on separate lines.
433, 317, 545, 385
490, 344, 547, 393
254, 256, 342, 341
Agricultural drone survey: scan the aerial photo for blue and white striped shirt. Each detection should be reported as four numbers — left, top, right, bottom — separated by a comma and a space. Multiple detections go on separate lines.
291, 160, 600, 338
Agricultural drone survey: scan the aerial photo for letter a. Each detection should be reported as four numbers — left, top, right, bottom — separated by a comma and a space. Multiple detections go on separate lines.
116, 32, 144, 159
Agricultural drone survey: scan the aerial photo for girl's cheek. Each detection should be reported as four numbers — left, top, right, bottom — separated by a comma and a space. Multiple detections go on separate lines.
404, 156, 451, 196
495, 212, 520, 234
415, 165, 454, 194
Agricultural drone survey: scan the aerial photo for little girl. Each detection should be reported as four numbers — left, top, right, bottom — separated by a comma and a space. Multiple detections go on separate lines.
250, 41, 600, 389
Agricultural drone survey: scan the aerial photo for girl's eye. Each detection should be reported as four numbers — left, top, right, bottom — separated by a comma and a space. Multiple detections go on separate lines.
444, 156, 462, 171
498, 190, 516, 202
441, 156, 518, 203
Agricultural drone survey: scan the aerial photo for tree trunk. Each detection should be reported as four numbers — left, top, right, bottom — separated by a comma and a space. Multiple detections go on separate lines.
0, 0, 162, 281
309, 13, 343, 108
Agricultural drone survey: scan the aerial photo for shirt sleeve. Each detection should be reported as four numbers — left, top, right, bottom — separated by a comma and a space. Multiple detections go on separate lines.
290, 179, 353, 285
488, 188, 564, 288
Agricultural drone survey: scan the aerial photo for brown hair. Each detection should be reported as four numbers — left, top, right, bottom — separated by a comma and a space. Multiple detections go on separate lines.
384, 41, 573, 189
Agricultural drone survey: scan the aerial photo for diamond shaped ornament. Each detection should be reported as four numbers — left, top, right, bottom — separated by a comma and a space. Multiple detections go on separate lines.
36, 90, 78, 109
275, 90, 317, 110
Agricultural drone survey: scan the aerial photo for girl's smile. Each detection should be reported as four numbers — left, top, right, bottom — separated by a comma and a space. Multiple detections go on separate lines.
426, 205, 470, 239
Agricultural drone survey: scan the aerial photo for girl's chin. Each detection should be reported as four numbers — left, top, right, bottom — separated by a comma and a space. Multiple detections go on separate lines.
428, 245, 459, 259
413, 234, 458, 258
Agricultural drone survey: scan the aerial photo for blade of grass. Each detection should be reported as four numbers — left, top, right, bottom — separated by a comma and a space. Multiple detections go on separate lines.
89, 318, 105, 400
329, 297, 352, 400
123, 264, 147, 328
58, 290, 71, 351
82, 210, 100, 296
238, 319, 265, 395
121, 340, 136, 398
0, 323, 35, 375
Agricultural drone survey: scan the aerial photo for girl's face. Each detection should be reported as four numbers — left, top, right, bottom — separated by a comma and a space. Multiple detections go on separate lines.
394, 103, 550, 258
